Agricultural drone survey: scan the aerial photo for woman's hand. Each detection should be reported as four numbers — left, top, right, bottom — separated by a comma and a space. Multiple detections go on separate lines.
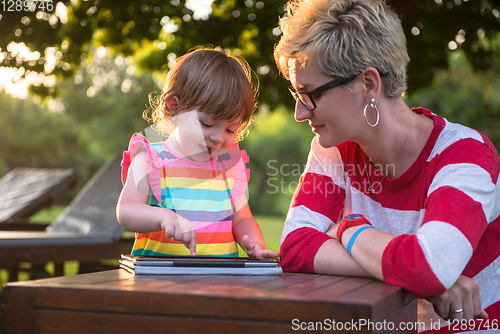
161, 215, 197, 256
241, 235, 280, 261
429, 275, 488, 322
326, 223, 338, 239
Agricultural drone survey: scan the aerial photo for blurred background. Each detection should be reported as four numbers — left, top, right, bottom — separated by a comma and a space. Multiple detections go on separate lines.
1, 0, 500, 220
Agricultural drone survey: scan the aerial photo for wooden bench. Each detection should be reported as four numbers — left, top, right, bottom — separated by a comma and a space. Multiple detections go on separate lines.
0, 155, 134, 281
0, 167, 77, 221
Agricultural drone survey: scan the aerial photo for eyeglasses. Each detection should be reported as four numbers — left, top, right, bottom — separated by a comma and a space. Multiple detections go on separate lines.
288, 75, 359, 111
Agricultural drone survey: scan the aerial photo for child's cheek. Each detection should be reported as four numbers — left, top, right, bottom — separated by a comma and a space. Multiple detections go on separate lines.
224, 133, 237, 148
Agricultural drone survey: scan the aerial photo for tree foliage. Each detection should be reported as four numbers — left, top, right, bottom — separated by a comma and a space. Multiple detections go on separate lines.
1, 0, 499, 108
53, 52, 158, 161
0, 51, 158, 185
405, 48, 500, 150
0, 89, 82, 175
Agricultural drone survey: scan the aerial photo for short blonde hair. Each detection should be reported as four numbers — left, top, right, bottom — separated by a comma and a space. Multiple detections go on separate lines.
274, 0, 409, 98
146, 47, 258, 141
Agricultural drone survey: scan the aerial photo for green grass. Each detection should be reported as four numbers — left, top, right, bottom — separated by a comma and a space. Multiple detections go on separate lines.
235, 215, 285, 256
254, 215, 285, 253
29, 205, 66, 223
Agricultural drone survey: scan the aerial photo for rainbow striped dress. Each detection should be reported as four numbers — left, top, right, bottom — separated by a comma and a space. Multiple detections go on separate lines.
121, 133, 250, 257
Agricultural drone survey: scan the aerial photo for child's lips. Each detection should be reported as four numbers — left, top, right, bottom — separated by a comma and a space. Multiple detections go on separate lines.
201, 145, 217, 158
198, 144, 210, 153
207, 146, 219, 154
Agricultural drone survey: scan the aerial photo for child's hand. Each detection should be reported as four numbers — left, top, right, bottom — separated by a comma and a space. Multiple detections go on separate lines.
161, 215, 197, 256
241, 235, 280, 262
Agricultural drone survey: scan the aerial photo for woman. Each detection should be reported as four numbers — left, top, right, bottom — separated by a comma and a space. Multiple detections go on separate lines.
274, 0, 499, 331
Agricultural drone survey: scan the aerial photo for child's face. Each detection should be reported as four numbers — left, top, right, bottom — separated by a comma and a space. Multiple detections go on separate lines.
173, 110, 241, 161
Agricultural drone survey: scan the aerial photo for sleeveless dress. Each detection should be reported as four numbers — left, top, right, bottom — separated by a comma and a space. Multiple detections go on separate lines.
121, 133, 250, 257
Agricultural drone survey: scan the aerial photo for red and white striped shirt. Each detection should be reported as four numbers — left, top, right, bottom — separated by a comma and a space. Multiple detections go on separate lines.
280, 108, 500, 330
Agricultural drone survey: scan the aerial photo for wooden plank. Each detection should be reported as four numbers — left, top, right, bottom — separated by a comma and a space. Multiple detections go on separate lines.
2, 285, 37, 334
0, 168, 77, 221
0, 220, 49, 230
0, 238, 134, 265
298, 276, 376, 300
35, 309, 294, 334
271, 274, 348, 300
19, 272, 281, 321
335, 279, 416, 321
384, 297, 419, 333
32, 283, 330, 322
11, 270, 408, 323
47, 155, 123, 239
248, 272, 321, 292
182, 274, 279, 296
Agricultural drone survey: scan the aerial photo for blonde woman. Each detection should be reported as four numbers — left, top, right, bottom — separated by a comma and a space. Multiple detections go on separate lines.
275, 0, 499, 331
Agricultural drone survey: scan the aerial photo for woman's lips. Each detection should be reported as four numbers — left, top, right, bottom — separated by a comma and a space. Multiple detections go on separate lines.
311, 124, 324, 133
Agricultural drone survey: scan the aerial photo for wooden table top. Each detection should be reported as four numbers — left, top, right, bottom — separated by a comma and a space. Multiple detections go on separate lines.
3, 269, 417, 334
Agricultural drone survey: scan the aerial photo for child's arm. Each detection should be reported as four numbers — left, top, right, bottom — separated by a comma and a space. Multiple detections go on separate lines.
232, 197, 280, 261
116, 151, 197, 255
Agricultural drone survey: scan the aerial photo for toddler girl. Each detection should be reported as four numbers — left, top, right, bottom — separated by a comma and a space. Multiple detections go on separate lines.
117, 47, 279, 261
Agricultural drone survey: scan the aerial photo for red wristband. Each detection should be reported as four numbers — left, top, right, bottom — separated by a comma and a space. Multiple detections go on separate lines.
336, 214, 371, 242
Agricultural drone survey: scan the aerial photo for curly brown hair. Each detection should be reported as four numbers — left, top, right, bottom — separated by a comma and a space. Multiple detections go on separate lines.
144, 47, 258, 142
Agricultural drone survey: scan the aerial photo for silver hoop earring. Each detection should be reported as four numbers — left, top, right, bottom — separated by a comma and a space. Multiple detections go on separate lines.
363, 98, 379, 127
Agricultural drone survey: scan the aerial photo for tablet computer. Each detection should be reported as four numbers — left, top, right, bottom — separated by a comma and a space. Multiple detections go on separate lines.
121, 254, 279, 267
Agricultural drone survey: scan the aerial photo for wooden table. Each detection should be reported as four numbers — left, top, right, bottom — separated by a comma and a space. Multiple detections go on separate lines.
2, 269, 417, 334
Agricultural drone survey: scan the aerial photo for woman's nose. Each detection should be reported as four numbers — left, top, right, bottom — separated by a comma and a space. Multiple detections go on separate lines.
294, 101, 313, 122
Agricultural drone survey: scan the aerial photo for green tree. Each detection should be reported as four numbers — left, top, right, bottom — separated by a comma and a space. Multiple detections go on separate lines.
0, 90, 82, 175
1, 0, 499, 108
53, 51, 159, 162
405, 48, 500, 150
0, 51, 159, 186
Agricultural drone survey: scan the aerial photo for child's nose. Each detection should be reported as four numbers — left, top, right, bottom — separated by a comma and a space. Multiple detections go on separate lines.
207, 129, 224, 148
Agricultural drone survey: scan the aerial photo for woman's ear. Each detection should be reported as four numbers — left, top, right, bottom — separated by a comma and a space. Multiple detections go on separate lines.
165, 96, 180, 114
360, 67, 382, 103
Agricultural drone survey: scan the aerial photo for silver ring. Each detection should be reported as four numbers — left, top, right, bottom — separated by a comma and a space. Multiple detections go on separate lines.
450, 308, 463, 314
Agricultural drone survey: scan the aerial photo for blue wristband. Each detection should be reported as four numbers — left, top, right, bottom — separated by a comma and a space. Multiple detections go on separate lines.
346, 226, 376, 255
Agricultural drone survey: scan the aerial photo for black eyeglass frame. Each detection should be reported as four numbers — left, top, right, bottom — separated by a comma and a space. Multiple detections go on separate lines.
288, 74, 359, 111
